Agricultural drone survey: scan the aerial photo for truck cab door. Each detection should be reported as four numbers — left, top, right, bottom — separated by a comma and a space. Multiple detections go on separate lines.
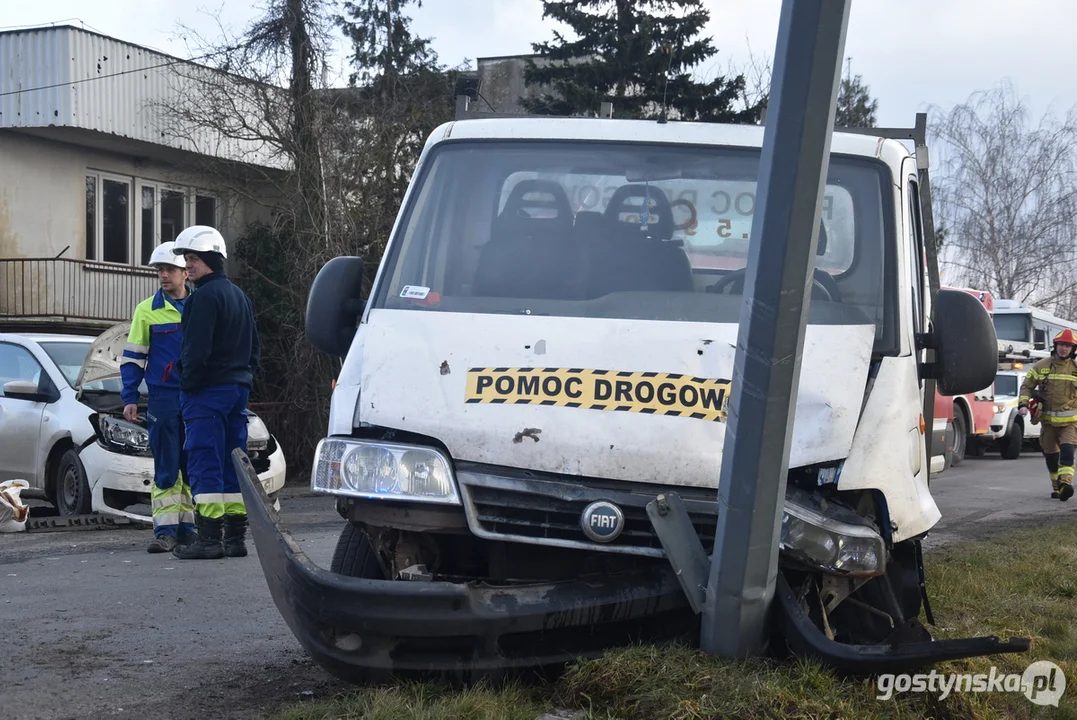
0, 342, 49, 487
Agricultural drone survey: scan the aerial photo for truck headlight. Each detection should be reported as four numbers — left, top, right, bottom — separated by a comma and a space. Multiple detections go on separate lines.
97, 415, 151, 456
247, 413, 270, 451
311, 438, 459, 504
780, 497, 886, 577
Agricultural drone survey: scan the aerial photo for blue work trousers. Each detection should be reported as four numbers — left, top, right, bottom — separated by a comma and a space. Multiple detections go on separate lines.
181, 384, 250, 519
146, 390, 195, 537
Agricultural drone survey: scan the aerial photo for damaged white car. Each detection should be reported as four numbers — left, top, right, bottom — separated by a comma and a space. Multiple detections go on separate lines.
0, 325, 286, 522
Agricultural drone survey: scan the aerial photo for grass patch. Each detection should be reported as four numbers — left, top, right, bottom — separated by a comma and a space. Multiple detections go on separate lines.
275, 520, 1077, 719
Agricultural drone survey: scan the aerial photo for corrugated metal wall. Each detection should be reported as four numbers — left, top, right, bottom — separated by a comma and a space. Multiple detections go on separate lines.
0, 28, 72, 128
0, 26, 283, 169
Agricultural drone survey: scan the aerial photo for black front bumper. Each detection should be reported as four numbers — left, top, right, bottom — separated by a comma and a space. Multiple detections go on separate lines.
234, 450, 1030, 683
233, 451, 697, 684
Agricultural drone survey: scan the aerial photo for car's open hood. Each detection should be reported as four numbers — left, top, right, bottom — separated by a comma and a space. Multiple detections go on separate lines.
75, 321, 131, 391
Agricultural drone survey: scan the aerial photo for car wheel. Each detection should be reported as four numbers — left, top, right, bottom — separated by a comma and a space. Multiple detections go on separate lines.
950, 410, 967, 466
330, 523, 386, 579
1000, 421, 1023, 460
53, 448, 92, 516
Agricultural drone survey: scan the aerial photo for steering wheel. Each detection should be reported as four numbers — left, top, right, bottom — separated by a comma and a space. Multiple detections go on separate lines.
707, 267, 842, 302
604, 184, 675, 240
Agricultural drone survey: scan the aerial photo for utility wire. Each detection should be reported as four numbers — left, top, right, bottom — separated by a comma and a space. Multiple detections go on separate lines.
0, 44, 240, 98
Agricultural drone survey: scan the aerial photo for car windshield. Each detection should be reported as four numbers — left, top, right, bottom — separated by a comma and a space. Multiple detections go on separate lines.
39, 341, 125, 392
994, 373, 1019, 397
373, 140, 896, 353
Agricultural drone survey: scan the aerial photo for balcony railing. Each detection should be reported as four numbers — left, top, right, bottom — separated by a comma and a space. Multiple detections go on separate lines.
0, 258, 159, 327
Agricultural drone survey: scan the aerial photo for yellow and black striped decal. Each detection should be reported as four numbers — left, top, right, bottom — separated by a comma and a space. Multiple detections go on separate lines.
464, 367, 731, 422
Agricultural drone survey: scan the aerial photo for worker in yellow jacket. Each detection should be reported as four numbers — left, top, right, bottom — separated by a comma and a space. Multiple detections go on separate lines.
120, 242, 196, 551
1019, 328, 1077, 501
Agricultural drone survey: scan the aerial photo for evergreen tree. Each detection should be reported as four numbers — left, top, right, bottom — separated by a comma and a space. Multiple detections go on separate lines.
521, 0, 761, 123
835, 59, 879, 127
338, 0, 440, 92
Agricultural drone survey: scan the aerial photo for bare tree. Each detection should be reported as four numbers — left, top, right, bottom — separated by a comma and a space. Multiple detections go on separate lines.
721, 37, 771, 122
931, 80, 1077, 309
150, 0, 459, 475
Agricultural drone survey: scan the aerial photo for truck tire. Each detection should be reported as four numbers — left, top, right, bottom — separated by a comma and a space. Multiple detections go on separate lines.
1000, 420, 1023, 460
950, 410, 967, 467
330, 523, 386, 579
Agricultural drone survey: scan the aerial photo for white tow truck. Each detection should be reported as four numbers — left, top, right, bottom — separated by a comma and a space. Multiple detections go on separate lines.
235, 110, 1029, 683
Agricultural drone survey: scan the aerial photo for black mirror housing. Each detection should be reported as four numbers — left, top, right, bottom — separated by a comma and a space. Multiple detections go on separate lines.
305, 256, 366, 358
932, 288, 998, 395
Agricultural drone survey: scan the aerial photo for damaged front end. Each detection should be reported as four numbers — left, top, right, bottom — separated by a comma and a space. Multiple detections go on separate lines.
73, 322, 287, 522
237, 441, 1028, 686
234, 448, 696, 685
649, 485, 1030, 676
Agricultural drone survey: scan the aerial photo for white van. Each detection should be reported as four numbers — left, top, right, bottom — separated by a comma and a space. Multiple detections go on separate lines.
237, 113, 1028, 683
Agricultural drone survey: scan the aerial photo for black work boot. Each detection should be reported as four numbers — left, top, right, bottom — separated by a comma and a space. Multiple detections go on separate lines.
176, 523, 196, 547
173, 515, 225, 559
222, 514, 249, 558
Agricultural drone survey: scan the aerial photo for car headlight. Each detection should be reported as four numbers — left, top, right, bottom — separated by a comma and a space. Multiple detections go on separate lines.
97, 415, 151, 456
247, 413, 270, 451
311, 438, 459, 504
780, 494, 886, 577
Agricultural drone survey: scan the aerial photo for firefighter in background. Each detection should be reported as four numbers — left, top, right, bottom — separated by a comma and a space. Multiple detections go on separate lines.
121, 241, 196, 552
1019, 328, 1077, 501
170, 226, 261, 560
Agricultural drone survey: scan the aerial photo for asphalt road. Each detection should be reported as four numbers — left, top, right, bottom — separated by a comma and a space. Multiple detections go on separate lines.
1, 451, 1073, 720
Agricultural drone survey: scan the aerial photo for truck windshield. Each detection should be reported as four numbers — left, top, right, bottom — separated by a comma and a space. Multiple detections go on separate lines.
374, 140, 896, 353
993, 313, 1030, 342
994, 373, 1019, 397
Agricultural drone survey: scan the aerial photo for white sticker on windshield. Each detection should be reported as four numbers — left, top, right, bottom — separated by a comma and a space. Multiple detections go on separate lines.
400, 285, 430, 300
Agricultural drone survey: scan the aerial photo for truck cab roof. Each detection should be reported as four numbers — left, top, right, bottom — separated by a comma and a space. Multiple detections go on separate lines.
432, 117, 913, 178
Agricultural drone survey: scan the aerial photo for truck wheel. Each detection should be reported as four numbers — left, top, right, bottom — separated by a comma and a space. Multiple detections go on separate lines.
1000, 421, 1023, 460
950, 410, 967, 467
330, 523, 386, 579
52, 448, 92, 516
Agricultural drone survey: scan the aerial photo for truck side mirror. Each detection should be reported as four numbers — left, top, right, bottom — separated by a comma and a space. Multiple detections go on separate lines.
931, 288, 998, 395
305, 256, 366, 358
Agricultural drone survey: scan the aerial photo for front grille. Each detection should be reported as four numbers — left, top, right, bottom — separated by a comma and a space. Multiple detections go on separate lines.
456, 464, 718, 557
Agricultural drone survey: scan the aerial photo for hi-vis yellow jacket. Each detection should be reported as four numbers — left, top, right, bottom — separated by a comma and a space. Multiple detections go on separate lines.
1019, 355, 1077, 424
120, 288, 189, 405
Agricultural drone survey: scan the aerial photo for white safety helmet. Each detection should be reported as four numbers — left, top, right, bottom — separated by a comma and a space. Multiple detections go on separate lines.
147, 241, 187, 269
172, 225, 228, 259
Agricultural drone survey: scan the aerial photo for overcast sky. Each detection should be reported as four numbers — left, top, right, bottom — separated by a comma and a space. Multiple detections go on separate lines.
3, 0, 1075, 126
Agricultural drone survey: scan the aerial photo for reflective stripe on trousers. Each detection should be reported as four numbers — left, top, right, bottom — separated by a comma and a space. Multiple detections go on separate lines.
152, 473, 195, 535
182, 384, 250, 520
148, 390, 194, 537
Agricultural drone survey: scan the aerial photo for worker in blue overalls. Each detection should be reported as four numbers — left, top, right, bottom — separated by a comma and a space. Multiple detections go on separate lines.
170, 225, 261, 560
121, 241, 196, 553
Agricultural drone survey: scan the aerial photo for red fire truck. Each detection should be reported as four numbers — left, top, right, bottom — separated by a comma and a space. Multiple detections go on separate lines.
933, 287, 1000, 469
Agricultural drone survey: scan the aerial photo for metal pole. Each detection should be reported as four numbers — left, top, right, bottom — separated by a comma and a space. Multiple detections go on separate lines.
700, 0, 852, 658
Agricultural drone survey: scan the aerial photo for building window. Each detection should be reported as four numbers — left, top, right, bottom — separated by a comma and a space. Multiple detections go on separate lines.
102, 178, 130, 264
196, 194, 217, 226
85, 170, 222, 266
161, 189, 185, 243
140, 186, 156, 265
85, 175, 96, 261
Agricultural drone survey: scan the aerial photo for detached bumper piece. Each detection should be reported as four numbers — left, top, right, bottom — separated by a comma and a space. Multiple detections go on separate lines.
774, 572, 1031, 676
232, 449, 697, 685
